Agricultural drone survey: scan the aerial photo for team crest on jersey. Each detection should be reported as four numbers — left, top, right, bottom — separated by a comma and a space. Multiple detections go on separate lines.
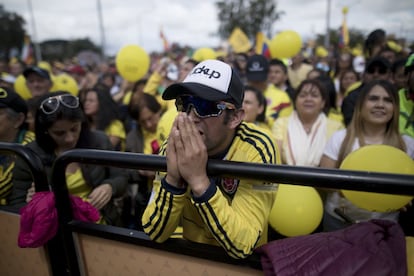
221, 177, 239, 194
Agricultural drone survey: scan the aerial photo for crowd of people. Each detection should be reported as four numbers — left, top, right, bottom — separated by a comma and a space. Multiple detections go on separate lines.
0, 27, 413, 259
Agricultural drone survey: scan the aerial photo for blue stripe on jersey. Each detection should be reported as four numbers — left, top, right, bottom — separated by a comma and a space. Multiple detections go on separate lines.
237, 124, 277, 164
196, 201, 252, 258
143, 186, 173, 240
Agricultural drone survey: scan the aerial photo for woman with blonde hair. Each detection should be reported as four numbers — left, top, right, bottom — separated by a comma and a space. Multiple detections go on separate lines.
320, 79, 414, 231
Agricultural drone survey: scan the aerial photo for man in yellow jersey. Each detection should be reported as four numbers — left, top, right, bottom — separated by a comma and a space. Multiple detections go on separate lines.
142, 59, 280, 259
0, 87, 35, 206
246, 54, 293, 128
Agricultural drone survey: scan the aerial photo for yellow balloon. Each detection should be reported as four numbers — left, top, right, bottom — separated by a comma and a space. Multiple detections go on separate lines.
340, 145, 414, 212
13, 74, 32, 100
115, 45, 150, 82
192, 48, 217, 62
37, 61, 52, 73
269, 30, 302, 59
315, 46, 329, 58
52, 73, 79, 96
269, 184, 323, 237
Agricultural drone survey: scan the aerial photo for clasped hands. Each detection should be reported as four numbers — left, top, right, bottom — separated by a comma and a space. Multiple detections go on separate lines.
165, 112, 210, 197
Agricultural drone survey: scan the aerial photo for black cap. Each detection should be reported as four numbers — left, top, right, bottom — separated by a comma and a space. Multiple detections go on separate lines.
365, 57, 391, 72
246, 54, 269, 82
163, 59, 244, 108
0, 87, 28, 115
23, 66, 51, 80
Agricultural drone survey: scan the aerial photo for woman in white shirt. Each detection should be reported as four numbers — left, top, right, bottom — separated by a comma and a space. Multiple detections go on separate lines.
320, 79, 414, 231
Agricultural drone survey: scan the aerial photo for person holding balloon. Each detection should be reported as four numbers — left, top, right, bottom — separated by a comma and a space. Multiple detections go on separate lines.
320, 79, 414, 231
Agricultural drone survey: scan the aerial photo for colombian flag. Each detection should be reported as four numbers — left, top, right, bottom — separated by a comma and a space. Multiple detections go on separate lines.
255, 32, 271, 59
159, 28, 169, 51
338, 7, 349, 49
21, 34, 34, 65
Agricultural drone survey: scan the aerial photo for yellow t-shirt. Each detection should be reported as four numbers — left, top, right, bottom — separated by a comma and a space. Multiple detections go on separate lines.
156, 108, 178, 146
142, 129, 159, 155
66, 168, 92, 200
66, 168, 105, 224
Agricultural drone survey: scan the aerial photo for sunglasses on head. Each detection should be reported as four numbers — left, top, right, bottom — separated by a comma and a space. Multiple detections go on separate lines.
175, 95, 235, 119
40, 94, 79, 115
367, 66, 387, 75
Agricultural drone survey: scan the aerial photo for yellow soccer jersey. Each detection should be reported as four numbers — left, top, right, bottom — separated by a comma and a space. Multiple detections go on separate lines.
264, 84, 293, 128
142, 122, 280, 259
0, 130, 35, 205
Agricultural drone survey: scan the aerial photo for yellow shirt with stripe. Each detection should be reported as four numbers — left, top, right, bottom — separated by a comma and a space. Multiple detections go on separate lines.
143, 71, 176, 112
142, 122, 280, 259
264, 84, 293, 128
0, 130, 35, 205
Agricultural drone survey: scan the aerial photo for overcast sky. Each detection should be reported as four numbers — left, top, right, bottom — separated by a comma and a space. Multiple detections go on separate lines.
3, 0, 414, 56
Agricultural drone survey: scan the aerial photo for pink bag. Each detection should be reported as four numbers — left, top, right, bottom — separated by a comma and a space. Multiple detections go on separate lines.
18, 191, 100, 248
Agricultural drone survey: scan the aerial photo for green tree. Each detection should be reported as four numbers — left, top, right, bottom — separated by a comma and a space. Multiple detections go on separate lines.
215, 0, 284, 40
40, 38, 102, 61
0, 5, 26, 59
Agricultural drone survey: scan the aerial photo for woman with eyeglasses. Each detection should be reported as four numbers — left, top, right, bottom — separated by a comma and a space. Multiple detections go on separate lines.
9, 91, 128, 226
320, 80, 414, 231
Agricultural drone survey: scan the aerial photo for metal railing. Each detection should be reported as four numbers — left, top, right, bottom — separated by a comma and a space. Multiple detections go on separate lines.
1, 143, 413, 276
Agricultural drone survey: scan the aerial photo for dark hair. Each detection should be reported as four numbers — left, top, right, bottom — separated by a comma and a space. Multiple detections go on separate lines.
294, 79, 329, 114
339, 69, 360, 94
129, 93, 162, 121
364, 29, 386, 58
244, 85, 267, 122
132, 78, 148, 93
35, 91, 91, 155
391, 58, 407, 74
84, 86, 120, 131
337, 79, 405, 164
269, 58, 288, 74
316, 75, 336, 112
184, 58, 198, 68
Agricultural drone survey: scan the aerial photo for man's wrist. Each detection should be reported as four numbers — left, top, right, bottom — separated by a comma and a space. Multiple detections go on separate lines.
165, 175, 185, 189
190, 176, 211, 197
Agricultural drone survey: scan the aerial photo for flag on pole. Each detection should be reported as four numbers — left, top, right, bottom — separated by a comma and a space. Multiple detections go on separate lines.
255, 32, 271, 59
21, 34, 34, 65
159, 27, 169, 51
228, 27, 251, 53
338, 7, 349, 49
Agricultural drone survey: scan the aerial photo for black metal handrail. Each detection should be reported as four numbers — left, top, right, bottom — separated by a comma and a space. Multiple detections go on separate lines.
50, 149, 414, 276
53, 149, 414, 196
